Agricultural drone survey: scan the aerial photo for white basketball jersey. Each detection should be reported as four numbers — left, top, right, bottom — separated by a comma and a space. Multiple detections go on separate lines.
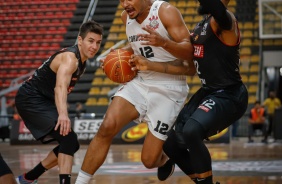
126, 0, 186, 83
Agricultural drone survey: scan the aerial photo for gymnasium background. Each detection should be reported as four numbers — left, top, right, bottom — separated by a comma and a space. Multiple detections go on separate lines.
0, 0, 282, 145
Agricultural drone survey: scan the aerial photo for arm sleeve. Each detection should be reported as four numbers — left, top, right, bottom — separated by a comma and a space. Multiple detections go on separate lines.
198, 0, 233, 30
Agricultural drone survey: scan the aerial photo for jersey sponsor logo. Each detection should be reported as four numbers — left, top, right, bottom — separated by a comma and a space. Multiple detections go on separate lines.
198, 105, 209, 112
128, 35, 140, 43
121, 123, 148, 142
194, 45, 204, 58
148, 16, 159, 30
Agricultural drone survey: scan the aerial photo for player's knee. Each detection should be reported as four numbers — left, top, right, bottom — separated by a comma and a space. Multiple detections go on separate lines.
141, 155, 156, 169
59, 132, 80, 156
97, 117, 118, 139
182, 119, 205, 142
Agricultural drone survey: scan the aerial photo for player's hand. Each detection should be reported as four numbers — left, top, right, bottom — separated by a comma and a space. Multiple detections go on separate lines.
99, 58, 105, 71
129, 55, 150, 71
137, 25, 167, 47
55, 114, 72, 136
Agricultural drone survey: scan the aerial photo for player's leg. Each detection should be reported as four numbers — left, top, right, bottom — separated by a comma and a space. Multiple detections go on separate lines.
182, 118, 213, 183
48, 129, 80, 184
162, 129, 197, 183
0, 154, 17, 184
41, 146, 59, 169
144, 83, 189, 180
21, 145, 58, 183
76, 96, 139, 184
182, 85, 248, 183
21, 129, 80, 184
15, 95, 59, 183
158, 89, 207, 181
141, 131, 167, 169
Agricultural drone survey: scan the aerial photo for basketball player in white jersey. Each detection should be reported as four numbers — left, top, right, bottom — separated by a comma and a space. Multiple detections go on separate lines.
75, 1, 195, 183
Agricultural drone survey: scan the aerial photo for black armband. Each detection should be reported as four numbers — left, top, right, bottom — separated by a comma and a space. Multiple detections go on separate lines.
198, 0, 233, 30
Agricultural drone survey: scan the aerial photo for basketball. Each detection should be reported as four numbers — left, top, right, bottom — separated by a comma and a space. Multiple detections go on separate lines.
103, 49, 137, 83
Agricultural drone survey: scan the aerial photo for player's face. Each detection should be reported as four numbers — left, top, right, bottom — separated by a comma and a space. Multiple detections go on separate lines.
120, 0, 147, 20
78, 32, 102, 60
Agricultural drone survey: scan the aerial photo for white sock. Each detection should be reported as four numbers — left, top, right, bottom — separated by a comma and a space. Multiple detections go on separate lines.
75, 170, 93, 184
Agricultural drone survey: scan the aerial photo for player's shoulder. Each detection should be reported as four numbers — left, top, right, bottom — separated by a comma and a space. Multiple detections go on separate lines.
54, 51, 77, 64
159, 1, 178, 11
158, 1, 181, 21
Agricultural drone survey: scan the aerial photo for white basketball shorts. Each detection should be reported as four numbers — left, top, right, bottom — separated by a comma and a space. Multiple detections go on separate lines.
114, 78, 188, 140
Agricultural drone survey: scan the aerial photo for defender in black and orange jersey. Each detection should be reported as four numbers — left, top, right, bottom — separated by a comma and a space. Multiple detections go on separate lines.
158, 0, 248, 183
15, 21, 103, 184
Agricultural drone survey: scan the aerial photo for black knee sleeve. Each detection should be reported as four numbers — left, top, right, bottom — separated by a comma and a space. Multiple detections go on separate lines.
182, 119, 206, 147
182, 119, 212, 173
50, 130, 80, 156
163, 130, 195, 176
59, 132, 80, 156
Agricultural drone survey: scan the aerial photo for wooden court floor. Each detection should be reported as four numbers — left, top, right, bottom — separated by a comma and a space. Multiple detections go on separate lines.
1, 138, 282, 184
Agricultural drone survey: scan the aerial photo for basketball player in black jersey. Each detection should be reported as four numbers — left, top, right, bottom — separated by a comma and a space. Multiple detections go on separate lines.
153, 0, 249, 183
14, 21, 103, 184
129, 0, 247, 182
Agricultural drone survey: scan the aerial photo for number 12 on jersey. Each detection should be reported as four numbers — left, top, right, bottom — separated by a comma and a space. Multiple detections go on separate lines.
154, 120, 169, 135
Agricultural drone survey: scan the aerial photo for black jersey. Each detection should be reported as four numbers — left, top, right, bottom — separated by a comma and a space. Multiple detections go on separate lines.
22, 45, 86, 100
190, 15, 242, 89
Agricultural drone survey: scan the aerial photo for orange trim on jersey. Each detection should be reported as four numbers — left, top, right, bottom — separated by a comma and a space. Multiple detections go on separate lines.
188, 174, 197, 179
196, 170, 213, 178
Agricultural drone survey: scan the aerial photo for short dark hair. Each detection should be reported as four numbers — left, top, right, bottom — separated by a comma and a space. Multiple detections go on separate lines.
78, 20, 103, 39
254, 100, 260, 105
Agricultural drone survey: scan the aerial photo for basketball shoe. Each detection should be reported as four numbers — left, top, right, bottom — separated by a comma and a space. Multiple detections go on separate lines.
16, 174, 38, 184
157, 159, 175, 181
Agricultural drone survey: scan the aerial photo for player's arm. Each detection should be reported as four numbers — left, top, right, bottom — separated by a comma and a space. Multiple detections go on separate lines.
138, 3, 193, 61
51, 52, 78, 136
118, 11, 134, 53
199, 0, 239, 45
130, 55, 196, 76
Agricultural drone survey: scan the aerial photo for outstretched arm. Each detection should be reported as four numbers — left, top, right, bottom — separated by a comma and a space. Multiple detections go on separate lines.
198, 0, 239, 45
198, 0, 233, 30
52, 52, 78, 136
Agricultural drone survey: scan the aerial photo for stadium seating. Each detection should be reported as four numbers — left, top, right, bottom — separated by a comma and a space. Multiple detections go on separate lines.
2, 0, 282, 114
0, 0, 79, 103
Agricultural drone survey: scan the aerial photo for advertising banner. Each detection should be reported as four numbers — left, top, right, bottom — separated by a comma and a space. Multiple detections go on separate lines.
10, 118, 229, 145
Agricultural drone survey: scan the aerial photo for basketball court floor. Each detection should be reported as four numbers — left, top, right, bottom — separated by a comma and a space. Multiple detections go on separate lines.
1, 138, 282, 184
